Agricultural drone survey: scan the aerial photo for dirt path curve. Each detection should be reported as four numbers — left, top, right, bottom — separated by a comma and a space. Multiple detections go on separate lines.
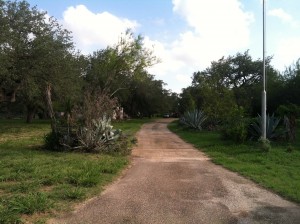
49, 119, 300, 224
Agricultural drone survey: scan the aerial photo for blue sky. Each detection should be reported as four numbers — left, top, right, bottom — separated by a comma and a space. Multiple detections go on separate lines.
26, 0, 300, 93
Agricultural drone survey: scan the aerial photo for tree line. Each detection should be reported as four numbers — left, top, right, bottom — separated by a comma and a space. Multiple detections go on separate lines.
179, 50, 300, 119
0, 0, 178, 122
1, 0, 299, 130
178, 50, 300, 143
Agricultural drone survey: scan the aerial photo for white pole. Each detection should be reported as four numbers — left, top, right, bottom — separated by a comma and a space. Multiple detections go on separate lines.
262, 0, 267, 139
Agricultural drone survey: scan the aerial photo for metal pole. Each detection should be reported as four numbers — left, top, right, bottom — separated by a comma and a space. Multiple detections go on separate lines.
262, 0, 267, 139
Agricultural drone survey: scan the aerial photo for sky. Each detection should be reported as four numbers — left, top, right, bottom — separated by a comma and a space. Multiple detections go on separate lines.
26, 0, 300, 93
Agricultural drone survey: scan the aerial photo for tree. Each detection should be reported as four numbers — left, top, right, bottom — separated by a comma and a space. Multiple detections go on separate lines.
0, 0, 82, 122
83, 31, 174, 118
282, 59, 300, 106
189, 51, 281, 119
122, 71, 173, 117
85, 31, 158, 97
178, 88, 195, 115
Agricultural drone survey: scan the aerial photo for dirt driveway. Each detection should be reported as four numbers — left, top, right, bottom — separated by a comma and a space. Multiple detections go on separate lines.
49, 119, 300, 224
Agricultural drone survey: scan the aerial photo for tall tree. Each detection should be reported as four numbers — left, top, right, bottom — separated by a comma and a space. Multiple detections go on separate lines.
85, 31, 158, 98
190, 51, 278, 117
282, 59, 300, 106
0, 0, 82, 122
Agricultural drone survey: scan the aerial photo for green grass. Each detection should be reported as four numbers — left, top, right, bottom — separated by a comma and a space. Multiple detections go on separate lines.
168, 121, 300, 204
0, 118, 150, 223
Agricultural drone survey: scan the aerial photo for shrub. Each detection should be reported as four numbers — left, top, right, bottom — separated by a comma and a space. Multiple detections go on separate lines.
44, 131, 63, 151
221, 106, 248, 143
45, 115, 124, 154
75, 115, 122, 153
180, 109, 207, 130
44, 90, 129, 154
258, 137, 271, 152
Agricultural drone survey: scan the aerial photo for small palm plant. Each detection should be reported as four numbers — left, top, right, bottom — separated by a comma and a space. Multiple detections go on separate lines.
180, 109, 207, 130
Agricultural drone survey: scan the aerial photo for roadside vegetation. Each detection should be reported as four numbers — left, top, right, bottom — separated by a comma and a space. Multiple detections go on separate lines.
173, 46, 300, 204
0, 119, 150, 223
169, 120, 300, 204
1, 0, 300, 222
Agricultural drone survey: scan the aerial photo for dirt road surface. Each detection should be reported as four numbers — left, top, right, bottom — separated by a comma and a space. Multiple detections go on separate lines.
49, 119, 300, 224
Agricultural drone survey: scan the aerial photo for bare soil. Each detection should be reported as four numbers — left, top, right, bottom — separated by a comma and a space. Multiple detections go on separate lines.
49, 119, 300, 224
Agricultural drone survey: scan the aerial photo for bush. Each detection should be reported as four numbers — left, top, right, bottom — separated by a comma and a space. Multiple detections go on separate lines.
44, 91, 129, 154
221, 121, 248, 143
258, 137, 271, 152
180, 109, 207, 130
44, 115, 125, 154
44, 131, 63, 151
221, 107, 248, 143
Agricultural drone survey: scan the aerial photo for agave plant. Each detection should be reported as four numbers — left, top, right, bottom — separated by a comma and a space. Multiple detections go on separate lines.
180, 109, 207, 130
77, 115, 121, 152
249, 114, 285, 140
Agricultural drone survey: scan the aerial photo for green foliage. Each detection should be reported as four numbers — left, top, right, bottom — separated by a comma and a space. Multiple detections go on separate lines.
45, 115, 125, 154
44, 89, 130, 154
180, 109, 207, 130
178, 90, 195, 114
83, 30, 174, 118
0, 0, 82, 123
52, 185, 86, 201
75, 115, 122, 153
0, 0, 177, 121
191, 51, 267, 114
281, 59, 300, 106
0, 205, 22, 224
277, 104, 300, 118
85, 31, 158, 97
257, 137, 271, 152
8, 192, 50, 215
249, 114, 284, 140
221, 107, 248, 143
44, 131, 62, 151
179, 52, 300, 122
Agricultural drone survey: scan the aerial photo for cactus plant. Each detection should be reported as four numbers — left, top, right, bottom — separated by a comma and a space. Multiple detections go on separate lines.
77, 115, 121, 152
180, 109, 207, 130
249, 114, 285, 140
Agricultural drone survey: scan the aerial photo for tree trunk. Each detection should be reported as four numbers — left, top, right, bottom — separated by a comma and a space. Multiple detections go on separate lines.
26, 105, 36, 123
45, 83, 57, 132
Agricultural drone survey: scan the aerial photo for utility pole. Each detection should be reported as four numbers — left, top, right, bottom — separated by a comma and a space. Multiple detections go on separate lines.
262, 0, 267, 139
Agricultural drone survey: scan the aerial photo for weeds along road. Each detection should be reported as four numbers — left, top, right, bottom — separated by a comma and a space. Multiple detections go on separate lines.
49, 119, 300, 224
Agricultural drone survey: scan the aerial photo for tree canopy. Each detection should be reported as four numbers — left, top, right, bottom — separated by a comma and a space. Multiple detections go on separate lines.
180, 50, 300, 121
0, 1, 177, 121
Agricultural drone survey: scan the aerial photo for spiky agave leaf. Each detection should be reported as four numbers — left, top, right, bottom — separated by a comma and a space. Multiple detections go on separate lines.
180, 109, 207, 130
249, 114, 285, 140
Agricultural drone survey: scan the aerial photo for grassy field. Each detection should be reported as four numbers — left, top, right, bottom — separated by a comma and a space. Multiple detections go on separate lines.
168, 121, 300, 204
0, 118, 150, 224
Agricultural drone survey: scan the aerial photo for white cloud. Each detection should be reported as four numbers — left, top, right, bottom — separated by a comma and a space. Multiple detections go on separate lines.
273, 37, 300, 71
268, 8, 299, 27
146, 0, 254, 92
62, 5, 139, 54
172, 0, 254, 58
